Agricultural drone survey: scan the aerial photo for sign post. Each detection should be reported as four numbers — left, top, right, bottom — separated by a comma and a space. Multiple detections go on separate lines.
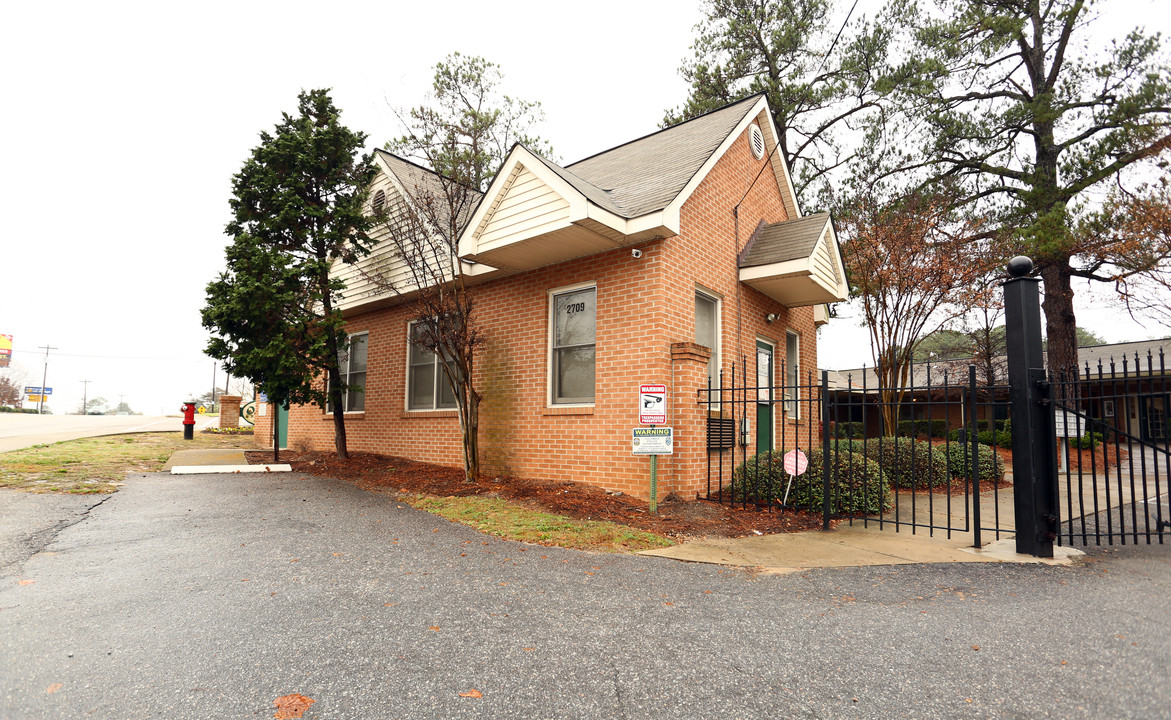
634, 383, 670, 514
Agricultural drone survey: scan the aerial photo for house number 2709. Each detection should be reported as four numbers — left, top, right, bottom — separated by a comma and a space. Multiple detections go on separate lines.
565, 302, 587, 315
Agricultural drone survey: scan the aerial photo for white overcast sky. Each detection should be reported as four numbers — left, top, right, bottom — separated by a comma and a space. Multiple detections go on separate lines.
1, 0, 1168, 415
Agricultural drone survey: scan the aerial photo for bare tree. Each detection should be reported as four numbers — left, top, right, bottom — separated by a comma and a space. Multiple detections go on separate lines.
839, 186, 989, 431
365, 54, 551, 481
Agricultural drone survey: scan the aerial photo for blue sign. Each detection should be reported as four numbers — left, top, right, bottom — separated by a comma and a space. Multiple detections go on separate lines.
24, 386, 50, 394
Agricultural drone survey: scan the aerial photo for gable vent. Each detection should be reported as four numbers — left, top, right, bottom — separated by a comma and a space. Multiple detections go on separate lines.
372, 189, 386, 214
749, 123, 766, 160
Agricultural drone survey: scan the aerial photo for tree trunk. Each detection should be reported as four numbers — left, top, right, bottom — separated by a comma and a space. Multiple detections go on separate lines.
1040, 261, 1080, 377
328, 365, 349, 459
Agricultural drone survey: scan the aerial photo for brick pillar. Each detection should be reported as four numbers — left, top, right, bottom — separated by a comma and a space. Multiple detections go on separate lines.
670, 342, 711, 498
218, 395, 242, 429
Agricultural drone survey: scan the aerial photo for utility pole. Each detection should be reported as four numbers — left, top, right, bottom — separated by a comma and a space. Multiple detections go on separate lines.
80, 379, 92, 415
118, 394, 126, 413
210, 363, 217, 413
37, 344, 57, 415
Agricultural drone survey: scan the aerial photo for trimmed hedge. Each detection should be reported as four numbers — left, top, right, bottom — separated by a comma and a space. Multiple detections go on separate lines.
850, 436, 950, 489
896, 419, 950, 438
202, 426, 255, 435
732, 449, 891, 515
949, 419, 1013, 449
944, 442, 1005, 483
833, 421, 866, 439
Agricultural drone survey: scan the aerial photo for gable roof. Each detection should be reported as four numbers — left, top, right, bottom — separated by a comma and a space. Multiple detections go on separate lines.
740, 213, 834, 267
560, 95, 763, 218
373, 149, 484, 229
459, 95, 803, 272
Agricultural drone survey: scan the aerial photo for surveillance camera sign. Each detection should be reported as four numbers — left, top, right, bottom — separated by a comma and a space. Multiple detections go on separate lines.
639, 384, 666, 424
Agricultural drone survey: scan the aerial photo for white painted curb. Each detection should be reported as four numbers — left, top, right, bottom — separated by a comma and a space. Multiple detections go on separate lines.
170, 464, 292, 475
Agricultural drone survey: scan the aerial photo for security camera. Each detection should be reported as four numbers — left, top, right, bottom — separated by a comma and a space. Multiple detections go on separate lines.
631, 248, 643, 259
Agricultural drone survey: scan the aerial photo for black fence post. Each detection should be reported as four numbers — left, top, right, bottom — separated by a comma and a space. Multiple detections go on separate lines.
822, 370, 832, 530
1003, 256, 1059, 557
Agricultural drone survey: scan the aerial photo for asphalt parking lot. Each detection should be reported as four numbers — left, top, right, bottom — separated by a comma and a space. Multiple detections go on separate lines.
3, 471, 1169, 719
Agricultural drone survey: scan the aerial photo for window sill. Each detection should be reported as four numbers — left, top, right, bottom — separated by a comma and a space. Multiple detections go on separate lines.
401, 409, 459, 419
542, 406, 595, 416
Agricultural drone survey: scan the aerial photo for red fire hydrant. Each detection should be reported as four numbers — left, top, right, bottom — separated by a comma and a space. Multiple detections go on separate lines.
181, 400, 197, 440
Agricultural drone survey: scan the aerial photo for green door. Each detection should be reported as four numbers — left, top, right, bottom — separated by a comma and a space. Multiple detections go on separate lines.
756, 340, 774, 452
276, 404, 289, 449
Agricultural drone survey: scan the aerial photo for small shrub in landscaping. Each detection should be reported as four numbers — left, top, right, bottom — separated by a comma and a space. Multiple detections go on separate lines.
896, 419, 949, 438
833, 421, 865, 439
732, 448, 891, 514
857, 436, 950, 489
1069, 431, 1104, 450
202, 426, 255, 436
944, 442, 1005, 483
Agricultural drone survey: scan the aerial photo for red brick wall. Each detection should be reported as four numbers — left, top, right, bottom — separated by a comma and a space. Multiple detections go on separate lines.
266, 122, 822, 499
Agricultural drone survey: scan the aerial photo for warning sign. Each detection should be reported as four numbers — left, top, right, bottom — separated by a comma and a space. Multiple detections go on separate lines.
632, 427, 673, 455
638, 384, 666, 424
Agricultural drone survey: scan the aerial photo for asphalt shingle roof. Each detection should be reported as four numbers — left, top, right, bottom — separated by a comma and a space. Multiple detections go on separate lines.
538, 95, 763, 219
740, 213, 831, 268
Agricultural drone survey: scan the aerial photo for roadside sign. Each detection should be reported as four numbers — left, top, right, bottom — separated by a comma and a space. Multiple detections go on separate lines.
0, 335, 11, 367
27, 394, 43, 403
25, 386, 41, 395
638, 384, 666, 424
632, 427, 673, 455
198, 406, 207, 414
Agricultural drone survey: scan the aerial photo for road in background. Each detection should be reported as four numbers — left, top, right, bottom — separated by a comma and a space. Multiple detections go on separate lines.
0, 414, 218, 453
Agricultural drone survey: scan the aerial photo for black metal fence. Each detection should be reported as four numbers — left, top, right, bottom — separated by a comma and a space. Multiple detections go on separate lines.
703, 349, 1171, 551
1049, 351, 1170, 546
703, 359, 1015, 545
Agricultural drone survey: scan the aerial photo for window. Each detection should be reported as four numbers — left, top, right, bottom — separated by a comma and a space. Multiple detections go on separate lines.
331, 333, 367, 412
785, 331, 799, 416
695, 290, 720, 390
551, 285, 596, 404
407, 322, 457, 411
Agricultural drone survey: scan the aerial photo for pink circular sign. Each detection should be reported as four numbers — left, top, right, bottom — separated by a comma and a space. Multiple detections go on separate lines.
783, 449, 809, 476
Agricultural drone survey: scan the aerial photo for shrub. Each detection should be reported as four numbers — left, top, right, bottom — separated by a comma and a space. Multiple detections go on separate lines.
1069, 431, 1104, 450
855, 436, 950, 489
834, 421, 865, 439
976, 429, 1012, 449
944, 442, 1005, 483
896, 419, 950, 439
732, 448, 891, 515
202, 426, 255, 436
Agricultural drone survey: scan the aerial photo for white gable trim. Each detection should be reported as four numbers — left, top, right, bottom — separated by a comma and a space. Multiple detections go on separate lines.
663, 97, 804, 226
459, 145, 674, 258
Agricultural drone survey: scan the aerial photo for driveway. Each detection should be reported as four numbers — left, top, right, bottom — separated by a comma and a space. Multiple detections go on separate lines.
2, 472, 1169, 719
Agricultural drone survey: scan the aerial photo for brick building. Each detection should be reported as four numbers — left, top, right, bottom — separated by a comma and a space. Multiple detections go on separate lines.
254, 95, 849, 499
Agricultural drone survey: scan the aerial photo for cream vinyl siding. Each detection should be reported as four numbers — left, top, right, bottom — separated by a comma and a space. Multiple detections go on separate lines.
810, 232, 841, 289
332, 179, 447, 313
477, 164, 572, 250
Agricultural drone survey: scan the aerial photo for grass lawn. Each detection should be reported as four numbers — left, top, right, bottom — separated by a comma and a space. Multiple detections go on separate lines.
411, 495, 674, 552
0, 432, 254, 494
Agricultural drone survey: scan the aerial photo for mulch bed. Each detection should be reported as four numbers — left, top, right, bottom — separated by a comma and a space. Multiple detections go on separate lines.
244, 450, 825, 540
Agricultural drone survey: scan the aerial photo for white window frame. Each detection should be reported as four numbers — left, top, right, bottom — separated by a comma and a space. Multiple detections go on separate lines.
695, 287, 722, 392
330, 332, 368, 413
785, 330, 800, 418
405, 321, 458, 412
548, 281, 597, 407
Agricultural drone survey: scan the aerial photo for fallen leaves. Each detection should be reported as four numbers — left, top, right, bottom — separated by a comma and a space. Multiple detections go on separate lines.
45, 683, 62, 694
17, 579, 34, 586
459, 689, 483, 698
273, 693, 315, 719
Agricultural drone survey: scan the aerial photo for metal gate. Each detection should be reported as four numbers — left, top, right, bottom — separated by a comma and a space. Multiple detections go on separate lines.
705, 260, 1169, 554
1049, 353, 1170, 546
703, 360, 1015, 545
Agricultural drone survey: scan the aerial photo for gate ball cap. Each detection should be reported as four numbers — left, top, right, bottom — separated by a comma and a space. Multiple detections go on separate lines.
1006, 256, 1034, 277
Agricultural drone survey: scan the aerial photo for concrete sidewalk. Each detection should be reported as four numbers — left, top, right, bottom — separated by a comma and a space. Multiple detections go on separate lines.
641, 522, 1083, 572
162, 448, 290, 474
